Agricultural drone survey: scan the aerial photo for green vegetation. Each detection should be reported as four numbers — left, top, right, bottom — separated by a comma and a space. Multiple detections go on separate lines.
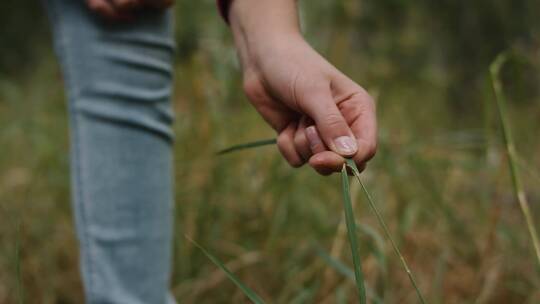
1, 0, 540, 303
341, 162, 367, 303
187, 236, 266, 304
490, 53, 540, 266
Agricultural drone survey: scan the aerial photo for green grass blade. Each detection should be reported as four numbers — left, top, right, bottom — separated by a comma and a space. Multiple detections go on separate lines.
341, 165, 367, 304
217, 139, 426, 302
217, 139, 277, 155
345, 159, 427, 304
490, 53, 540, 266
186, 237, 266, 304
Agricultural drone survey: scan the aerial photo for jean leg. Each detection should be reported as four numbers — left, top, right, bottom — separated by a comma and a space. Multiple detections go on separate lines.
44, 1, 176, 303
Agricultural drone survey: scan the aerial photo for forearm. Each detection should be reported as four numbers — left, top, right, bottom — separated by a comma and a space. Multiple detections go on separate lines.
229, 0, 303, 69
222, 1, 377, 174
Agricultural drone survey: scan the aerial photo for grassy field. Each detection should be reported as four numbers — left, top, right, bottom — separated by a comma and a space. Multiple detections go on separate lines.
1, 1, 540, 303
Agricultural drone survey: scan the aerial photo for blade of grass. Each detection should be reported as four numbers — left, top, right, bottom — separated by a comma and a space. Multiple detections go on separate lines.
341, 164, 367, 304
217, 139, 277, 155
186, 236, 266, 304
217, 140, 426, 301
321, 180, 360, 296
345, 159, 427, 304
490, 53, 540, 266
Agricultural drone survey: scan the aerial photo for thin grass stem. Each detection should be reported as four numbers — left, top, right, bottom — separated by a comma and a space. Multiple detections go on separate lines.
341, 165, 367, 304
217, 139, 277, 155
217, 140, 428, 301
490, 53, 540, 266
345, 159, 427, 304
186, 236, 266, 304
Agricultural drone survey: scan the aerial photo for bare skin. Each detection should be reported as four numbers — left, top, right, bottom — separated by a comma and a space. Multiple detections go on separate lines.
86, 0, 377, 175
85, 0, 173, 20
229, 0, 377, 175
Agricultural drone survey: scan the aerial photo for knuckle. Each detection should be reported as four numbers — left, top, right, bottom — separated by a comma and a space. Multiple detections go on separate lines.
277, 133, 304, 168
276, 132, 290, 148
242, 75, 266, 101
300, 83, 329, 103
349, 90, 375, 107
322, 113, 346, 129
306, 82, 330, 94
356, 91, 375, 108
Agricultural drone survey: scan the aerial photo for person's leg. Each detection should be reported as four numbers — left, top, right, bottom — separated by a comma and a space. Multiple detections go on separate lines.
44, 0, 176, 303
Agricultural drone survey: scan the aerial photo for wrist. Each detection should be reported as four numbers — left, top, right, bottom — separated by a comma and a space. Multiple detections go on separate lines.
229, 0, 303, 71
229, 0, 300, 37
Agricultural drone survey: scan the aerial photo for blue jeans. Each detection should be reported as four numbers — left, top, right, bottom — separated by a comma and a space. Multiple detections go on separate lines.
44, 0, 176, 303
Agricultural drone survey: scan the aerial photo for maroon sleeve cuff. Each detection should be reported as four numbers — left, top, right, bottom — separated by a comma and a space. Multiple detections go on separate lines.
217, 0, 233, 24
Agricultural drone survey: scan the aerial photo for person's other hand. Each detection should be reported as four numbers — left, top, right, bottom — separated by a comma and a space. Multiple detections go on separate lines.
236, 35, 377, 175
86, 0, 174, 21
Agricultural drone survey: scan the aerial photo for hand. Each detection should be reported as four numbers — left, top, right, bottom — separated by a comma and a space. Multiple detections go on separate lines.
242, 39, 376, 175
86, 0, 173, 20
230, 0, 377, 175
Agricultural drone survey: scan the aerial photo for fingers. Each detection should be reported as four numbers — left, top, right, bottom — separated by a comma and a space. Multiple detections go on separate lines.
110, 0, 140, 10
304, 126, 340, 175
86, 0, 119, 19
299, 85, 358, 157
308, 151, 367, 176
308, 151, 344, 176
304, 125, 343, 175
305, 119, 370, 176
293, 116, 312, 162
86, 0, 172, 20
305, 125, 326, 154
86, 0, 135, 20
243, 75, 296, 133
277, 122, 304, 168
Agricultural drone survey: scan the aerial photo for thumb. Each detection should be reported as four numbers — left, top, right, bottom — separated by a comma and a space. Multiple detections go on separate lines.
300, 87, 357, 156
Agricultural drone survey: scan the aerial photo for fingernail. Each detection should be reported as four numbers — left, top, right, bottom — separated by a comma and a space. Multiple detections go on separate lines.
334, 136, 358, 155
306, 126, 322, 149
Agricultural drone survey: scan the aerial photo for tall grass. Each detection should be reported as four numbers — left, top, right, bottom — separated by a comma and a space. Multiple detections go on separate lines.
346, 159, 426, 304
218, 143, 427, 303
490, 53, 540, 266
340, 164, 367, 303
186, 236, 266, 304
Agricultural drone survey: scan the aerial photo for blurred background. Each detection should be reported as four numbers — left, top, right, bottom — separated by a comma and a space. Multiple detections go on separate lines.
1, 0, 540, 303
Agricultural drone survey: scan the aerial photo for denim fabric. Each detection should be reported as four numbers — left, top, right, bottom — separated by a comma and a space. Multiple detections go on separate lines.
44, 0, 176, 303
